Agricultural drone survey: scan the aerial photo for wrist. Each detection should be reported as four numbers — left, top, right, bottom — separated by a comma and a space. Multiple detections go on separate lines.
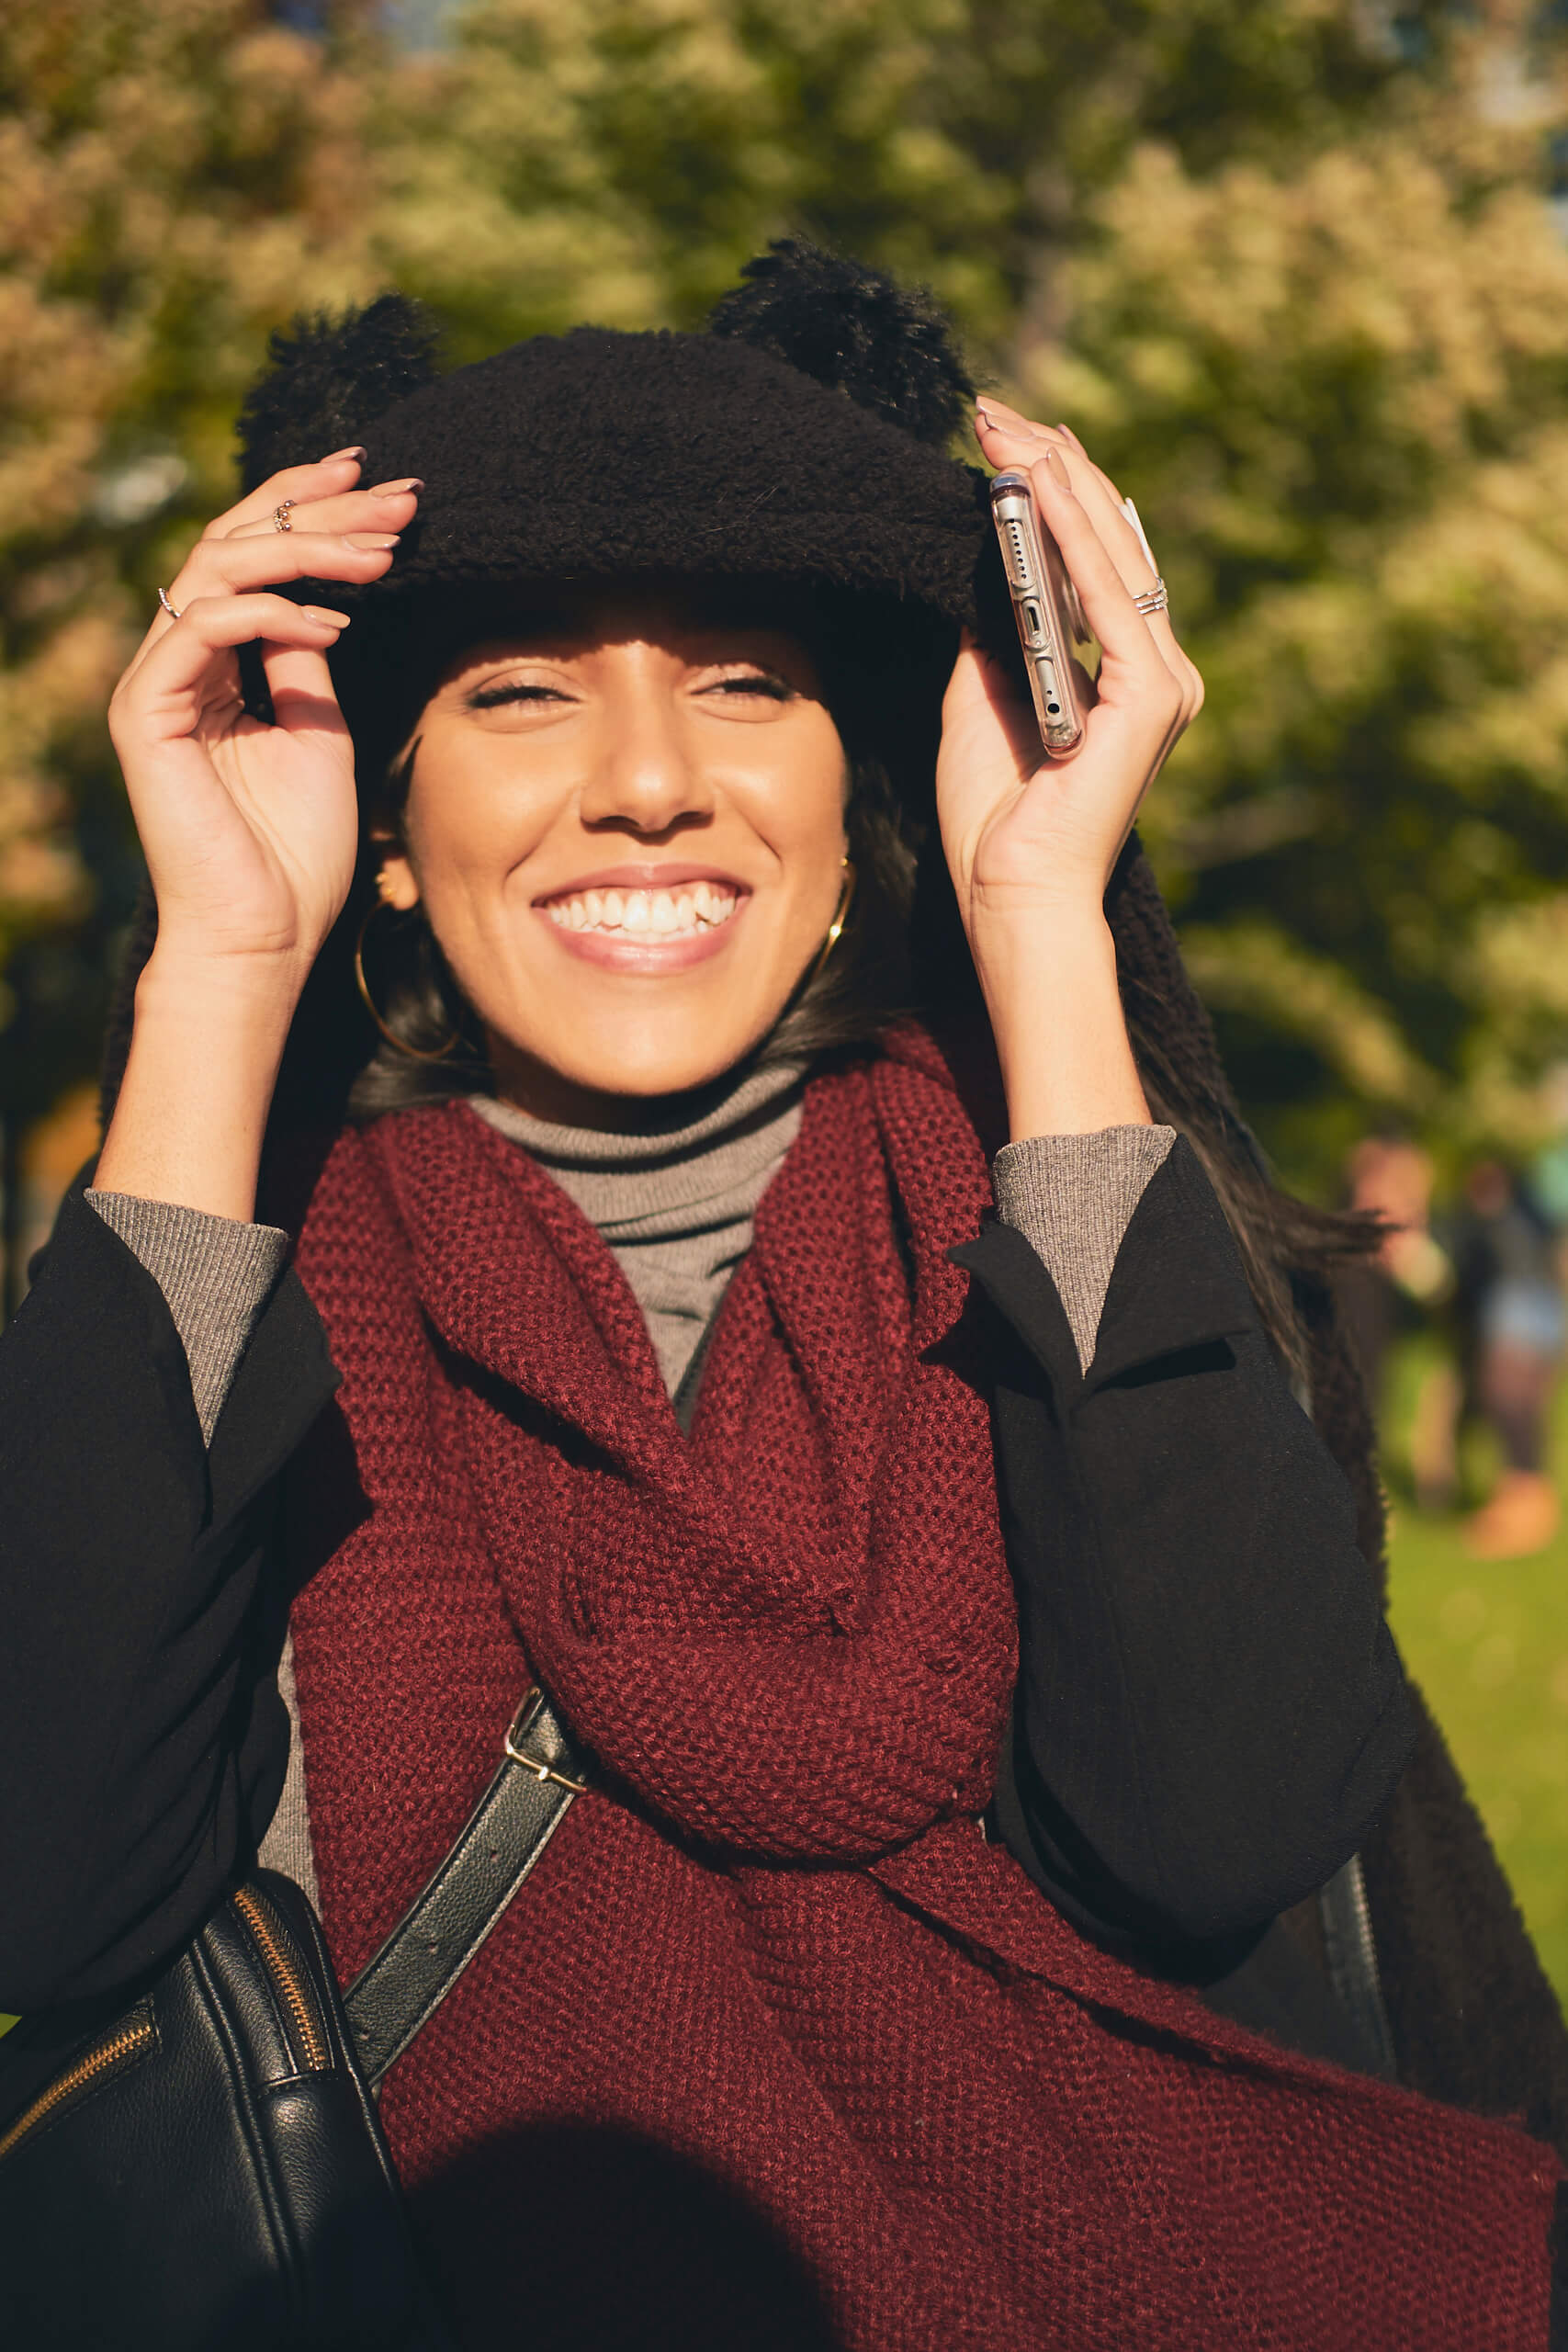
96, 951, 306, 1221
135, 943, 310, 1055
969, 904, 1152, 1141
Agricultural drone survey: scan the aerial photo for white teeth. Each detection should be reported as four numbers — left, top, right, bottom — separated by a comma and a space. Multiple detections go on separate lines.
542, 881, 739, 937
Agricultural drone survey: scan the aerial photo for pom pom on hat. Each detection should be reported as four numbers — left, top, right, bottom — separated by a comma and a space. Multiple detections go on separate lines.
708, 238, 975, 448
235, 293, 441, 493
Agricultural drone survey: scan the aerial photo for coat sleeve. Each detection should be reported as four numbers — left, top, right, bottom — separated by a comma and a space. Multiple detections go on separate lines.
0, 1188, 339, 2010
953, 1136, 1415, 1947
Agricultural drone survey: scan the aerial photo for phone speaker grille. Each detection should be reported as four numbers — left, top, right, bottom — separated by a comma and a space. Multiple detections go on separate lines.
1004, 520, 1029, 586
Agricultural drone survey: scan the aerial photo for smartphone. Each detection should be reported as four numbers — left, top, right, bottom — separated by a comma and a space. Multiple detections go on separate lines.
989, 469, 1088, 757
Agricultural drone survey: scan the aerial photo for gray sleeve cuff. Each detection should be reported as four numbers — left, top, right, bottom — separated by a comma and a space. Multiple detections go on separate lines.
85, 1192, 290, 1443
992, 1126, 1178, 1372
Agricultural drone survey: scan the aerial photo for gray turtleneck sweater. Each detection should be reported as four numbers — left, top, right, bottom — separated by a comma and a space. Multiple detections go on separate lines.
85, 1085, 1174, 1893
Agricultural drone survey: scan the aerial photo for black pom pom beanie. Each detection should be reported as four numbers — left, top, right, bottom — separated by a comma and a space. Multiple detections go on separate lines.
231, 241, 1004, 793
239, 245, 985, 663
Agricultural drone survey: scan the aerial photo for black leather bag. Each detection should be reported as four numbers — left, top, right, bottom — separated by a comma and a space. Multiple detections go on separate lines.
0, 1686, 586, 2352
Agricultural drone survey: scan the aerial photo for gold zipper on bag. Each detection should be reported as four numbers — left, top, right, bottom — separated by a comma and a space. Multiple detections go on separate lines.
231, 1884, 332, 2073
0, 2002, 156, 2164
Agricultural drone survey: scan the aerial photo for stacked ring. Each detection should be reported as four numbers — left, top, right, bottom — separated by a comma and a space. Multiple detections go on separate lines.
1133, 580, 1169, 617
157, 586, 183, 621
274, 499, 296, 533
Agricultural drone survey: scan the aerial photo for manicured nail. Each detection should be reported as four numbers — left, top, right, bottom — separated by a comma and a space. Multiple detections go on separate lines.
369, 477, 423, 496
1041, 445, 1070, 487
344, 533, 400, 549
322, 447, 367, 463
302, 605, 351, 626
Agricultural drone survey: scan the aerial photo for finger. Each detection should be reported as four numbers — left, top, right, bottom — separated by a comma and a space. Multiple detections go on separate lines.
1027, 447, 1178, 727
978, 406, 1156, 603
259, 639, 350, 739
223, 478, 423, 542
202, 450, 368, 540
169, 530, 400, 605
979, 403, 1201, 728
116, 594, 349, 718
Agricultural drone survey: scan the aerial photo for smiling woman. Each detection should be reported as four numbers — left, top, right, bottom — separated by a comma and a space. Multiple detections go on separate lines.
0, 242, 1564, 2352
374, 592, 852, 1117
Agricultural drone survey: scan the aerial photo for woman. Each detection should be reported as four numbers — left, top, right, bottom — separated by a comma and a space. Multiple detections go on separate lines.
1, 244, 1563, 2346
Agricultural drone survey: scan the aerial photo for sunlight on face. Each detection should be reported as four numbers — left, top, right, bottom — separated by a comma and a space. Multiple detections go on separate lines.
378, 586, 850, 1124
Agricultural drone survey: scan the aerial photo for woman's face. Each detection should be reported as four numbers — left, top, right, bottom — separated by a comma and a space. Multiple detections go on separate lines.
378, 585, 849, 1123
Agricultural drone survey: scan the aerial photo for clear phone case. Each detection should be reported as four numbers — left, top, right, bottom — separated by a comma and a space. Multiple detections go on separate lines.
989, 470, 1087, 757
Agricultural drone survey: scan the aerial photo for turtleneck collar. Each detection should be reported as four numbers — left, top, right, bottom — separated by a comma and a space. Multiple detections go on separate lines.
469, 1056, 807, 1397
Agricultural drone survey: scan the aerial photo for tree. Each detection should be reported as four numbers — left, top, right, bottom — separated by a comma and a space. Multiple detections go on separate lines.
0, 0, 389, 1294
1035, 26, 1568, 1182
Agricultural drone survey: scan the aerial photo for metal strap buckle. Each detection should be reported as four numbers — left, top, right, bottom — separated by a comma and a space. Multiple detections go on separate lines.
504, 1687, 588, 1794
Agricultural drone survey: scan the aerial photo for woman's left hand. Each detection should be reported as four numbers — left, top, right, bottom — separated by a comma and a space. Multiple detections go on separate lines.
937, 404, 1202, 937
937, 405, 1203, 1137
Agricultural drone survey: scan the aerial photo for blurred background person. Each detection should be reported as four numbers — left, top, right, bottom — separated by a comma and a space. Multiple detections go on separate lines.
1447, 1159, 1565, 1559
1337, 1131, 1450, 1421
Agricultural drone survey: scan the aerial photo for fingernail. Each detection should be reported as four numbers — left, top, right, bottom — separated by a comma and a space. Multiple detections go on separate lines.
303, 605, 351, 626
344, 533, 400, 549
1041, 446, 1070, 486
322, 447, 367, 463
370, 477, 423, 496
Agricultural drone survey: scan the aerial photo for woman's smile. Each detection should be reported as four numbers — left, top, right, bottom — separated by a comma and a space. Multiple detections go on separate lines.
534, 861, 747, 970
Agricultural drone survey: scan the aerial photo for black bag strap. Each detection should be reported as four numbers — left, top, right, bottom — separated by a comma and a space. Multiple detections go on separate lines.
344, 1687, 588, 2087
1317, 1853, 1397, 2081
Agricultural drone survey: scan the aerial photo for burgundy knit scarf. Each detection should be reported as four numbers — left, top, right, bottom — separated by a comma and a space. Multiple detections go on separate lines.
287, 1026, 1558, 2350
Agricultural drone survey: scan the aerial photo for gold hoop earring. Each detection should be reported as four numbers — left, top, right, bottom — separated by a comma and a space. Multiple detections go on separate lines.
354, 899, 461, 1063
807, 856, 857, 986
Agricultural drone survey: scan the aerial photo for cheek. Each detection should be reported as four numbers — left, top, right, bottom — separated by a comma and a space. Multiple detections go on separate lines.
747, 727, 851, 889
400, 744, 552, 906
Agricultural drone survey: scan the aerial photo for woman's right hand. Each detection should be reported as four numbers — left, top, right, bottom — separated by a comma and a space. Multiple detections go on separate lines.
95, 455, 420, 1221
107, 452, 420, 987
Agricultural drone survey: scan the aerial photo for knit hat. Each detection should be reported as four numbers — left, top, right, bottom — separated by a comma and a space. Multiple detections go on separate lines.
237, 243, 988, 616
232, 242, 1000, 776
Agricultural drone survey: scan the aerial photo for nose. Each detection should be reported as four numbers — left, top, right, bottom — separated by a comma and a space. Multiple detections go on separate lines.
577, 681, 716, 838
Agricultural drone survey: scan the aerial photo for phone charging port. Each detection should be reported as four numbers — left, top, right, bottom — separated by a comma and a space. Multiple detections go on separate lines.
1023, 601, 1043, 643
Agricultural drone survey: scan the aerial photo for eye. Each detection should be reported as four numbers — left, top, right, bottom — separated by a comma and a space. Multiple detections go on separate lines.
699, 667, 795, 702
465, 679, 574, 712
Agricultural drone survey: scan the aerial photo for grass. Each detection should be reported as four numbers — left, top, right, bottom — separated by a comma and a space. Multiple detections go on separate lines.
1382, 1339, 1568, 2006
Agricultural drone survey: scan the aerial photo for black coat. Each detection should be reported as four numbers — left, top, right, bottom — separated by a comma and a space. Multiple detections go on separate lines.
0, 1142, 1551, 2153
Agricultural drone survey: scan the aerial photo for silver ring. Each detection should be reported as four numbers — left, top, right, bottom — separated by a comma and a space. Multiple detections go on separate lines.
273, 500, 295, 533
157, 586, 182, 621
1133, 578, 1168, 617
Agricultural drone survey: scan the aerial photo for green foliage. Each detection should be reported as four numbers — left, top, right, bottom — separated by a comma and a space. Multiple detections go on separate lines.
4, 0, 1568, 1202
0, 0, 388, 1114
1037, 85, 1568, 1183
1384, 1333, 1568, 2003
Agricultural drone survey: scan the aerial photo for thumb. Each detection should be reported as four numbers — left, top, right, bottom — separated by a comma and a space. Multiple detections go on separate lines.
942, 630, 1040, 776
260, 637, 349, 742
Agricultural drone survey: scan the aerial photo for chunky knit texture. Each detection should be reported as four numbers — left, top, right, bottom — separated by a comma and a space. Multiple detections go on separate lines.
286, 1024, 1557, 2352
